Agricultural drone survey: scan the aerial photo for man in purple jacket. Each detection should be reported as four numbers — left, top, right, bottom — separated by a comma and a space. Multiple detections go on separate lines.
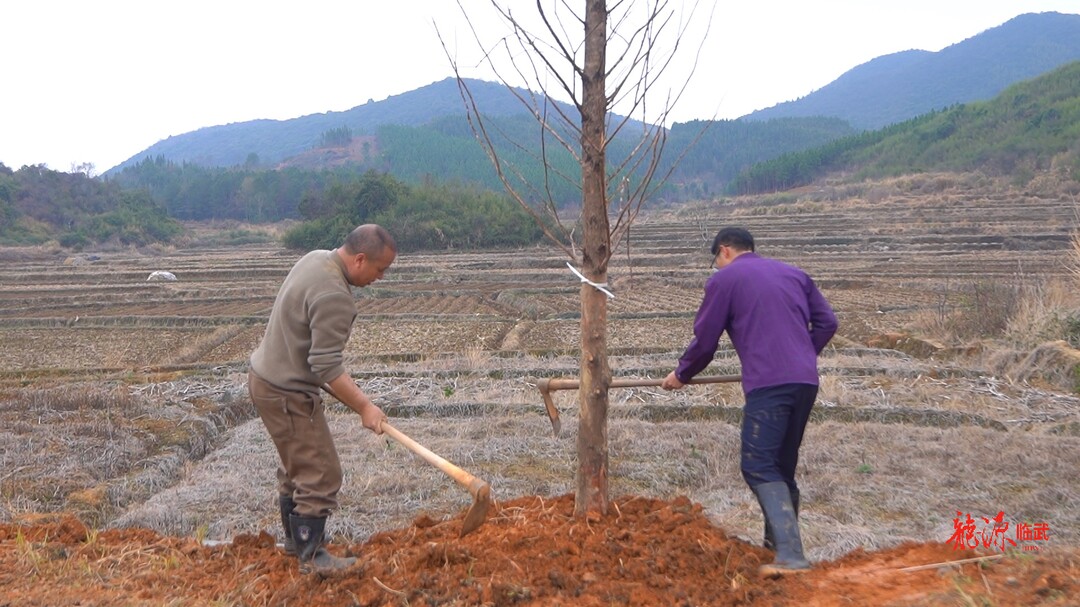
662, 227, 837, 576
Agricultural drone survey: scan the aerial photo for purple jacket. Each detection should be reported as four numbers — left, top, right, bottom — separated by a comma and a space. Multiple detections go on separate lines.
675, 252, 837, 394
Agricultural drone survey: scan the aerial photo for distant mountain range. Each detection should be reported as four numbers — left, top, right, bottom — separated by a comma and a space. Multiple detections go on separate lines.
107, 78, 575, 173
20, 58, 1077, 241
744, 12, 1080, 129
106, 11, 1080, 185
731, 60, 1080, 194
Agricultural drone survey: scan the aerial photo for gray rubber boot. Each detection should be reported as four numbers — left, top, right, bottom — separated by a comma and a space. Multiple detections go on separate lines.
289, 514, 357, 576
763, 487, 799, 551
752, 481, 810, 576
279, 495, 297, 556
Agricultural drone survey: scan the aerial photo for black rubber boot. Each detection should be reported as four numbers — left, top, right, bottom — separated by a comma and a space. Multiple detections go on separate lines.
752, 481, 810, 576
279, 495, 297, 556
289, 514, 357, 576
763, 487, 799, 551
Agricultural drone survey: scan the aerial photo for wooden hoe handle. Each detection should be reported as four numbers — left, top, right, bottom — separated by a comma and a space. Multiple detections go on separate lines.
536, 374, 742, 437
321, 382, 492, 537
379, 421, 489, 499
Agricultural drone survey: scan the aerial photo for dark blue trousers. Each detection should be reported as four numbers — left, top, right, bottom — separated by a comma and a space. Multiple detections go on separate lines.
740, 383, 817, 491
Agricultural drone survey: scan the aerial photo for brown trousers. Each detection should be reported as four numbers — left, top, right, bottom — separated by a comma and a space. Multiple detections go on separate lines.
247, 370, 343, 517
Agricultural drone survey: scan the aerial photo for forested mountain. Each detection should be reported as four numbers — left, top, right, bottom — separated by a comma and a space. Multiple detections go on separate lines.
110, 111, 858, 216
0, 163, 181, 247
373, 113, 860, 203
108, 59, 1080, 223
13, 10, 1069, 251
744, 12, 1080, 129
8, 57, 1079, 250
106, 78, 584, 173
663, 117, 856, 200
730, 61, 1080, 194
103, 12, 1080, 204
1, 160, 543, 251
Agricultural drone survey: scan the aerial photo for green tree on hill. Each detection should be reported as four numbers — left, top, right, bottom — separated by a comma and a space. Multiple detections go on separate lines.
319, 126, 353, 148
0, 162, 181, 248
282, 170, 541, 251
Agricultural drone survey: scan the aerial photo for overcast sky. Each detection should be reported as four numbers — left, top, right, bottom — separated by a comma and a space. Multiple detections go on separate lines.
3, 0, 1078, 173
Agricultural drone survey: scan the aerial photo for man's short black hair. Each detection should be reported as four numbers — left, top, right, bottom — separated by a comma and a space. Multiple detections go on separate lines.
711, 227, 755, 255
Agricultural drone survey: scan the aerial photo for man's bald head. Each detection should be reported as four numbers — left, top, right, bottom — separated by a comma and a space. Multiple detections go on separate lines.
342, 224, 396, 259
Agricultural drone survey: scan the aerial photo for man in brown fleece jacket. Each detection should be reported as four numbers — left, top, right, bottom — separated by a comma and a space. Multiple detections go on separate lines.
248, 224, 395, 575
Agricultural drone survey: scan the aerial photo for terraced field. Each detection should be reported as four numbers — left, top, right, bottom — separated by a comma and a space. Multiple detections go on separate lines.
2, 179, 1075, 374
1, 173, 1078, 605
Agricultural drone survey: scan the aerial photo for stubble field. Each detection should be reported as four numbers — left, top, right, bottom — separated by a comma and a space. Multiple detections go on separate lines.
1, 172, 1078, 605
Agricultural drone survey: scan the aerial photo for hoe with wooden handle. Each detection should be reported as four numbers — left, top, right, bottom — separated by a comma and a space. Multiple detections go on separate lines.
536, 374, 742, 437
322, 384, 491, 537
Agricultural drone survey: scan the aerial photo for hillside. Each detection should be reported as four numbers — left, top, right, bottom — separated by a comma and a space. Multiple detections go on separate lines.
104, 12, 1080, 194
105, 78, 578, 173
95, 49, 1080, 227
731, 60, 1080, 194
744, 12, 1080, 129
664, 117, 856, 199
0, 163, 181, 247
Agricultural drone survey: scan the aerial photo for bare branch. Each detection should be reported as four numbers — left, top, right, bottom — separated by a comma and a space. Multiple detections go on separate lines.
448, 0, 713, 266
439, 29, 577, 257
495, 2, 582, 109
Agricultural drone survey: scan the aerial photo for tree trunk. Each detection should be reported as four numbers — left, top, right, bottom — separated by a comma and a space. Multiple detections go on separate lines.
575, 0, 611, 517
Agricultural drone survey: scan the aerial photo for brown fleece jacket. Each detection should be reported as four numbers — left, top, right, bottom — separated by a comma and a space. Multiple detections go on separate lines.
249, 250, 356, 394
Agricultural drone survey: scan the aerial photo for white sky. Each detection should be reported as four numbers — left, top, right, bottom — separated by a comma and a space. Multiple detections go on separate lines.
2, 0, 1078, 173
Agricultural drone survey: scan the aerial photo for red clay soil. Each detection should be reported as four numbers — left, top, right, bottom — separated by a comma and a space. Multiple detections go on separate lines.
1, 494, 1075, 606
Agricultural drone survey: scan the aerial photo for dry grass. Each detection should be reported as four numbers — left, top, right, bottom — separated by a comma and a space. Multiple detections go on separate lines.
9, 340, 1059, 563
986, 341, 1080, 396
1004, 279, 1080, 349
0, 378, 253, 527
910, 279, 1024, 343
92, 344, 1080, 563
904, 254, 1080, 396
110, 390, 1080, 562
3, 178, 1079, 575
1072, 223, 1080, 282
901, 204, 1080, 338
0, 327, 221, 371
970, 218, 1080, 393
171, 325, 251, 366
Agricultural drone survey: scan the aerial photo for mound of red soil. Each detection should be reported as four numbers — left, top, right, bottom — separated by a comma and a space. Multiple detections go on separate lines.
1, 494, 1075, 606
